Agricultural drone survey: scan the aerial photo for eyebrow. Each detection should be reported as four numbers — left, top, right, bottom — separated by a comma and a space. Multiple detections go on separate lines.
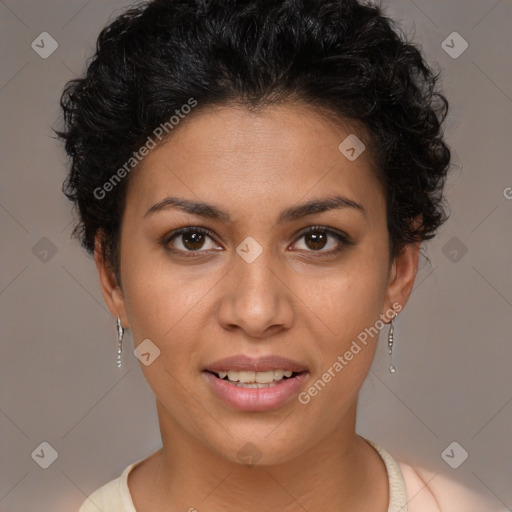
143, 194, 366, 223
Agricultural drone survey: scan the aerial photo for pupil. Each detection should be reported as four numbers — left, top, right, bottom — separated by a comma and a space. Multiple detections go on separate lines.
306, 231, 326, 250
182, 231, 328, 251
183, 232, 204, 250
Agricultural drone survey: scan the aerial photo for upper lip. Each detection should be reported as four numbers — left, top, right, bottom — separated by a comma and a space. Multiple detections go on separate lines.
204, 355, 308, 373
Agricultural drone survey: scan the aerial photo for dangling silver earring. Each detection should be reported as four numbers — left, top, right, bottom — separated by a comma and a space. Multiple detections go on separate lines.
116, 316, 124, 368
387, 310, 397, 374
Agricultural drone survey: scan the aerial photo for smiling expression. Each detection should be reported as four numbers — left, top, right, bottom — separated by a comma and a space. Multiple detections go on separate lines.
96, 102, 417, 465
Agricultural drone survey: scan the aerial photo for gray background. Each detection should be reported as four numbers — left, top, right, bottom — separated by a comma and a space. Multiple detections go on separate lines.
1, 0, 511, 510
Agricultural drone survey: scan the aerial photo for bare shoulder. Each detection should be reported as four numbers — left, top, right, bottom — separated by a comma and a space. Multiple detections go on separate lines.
397, 461, 506, 512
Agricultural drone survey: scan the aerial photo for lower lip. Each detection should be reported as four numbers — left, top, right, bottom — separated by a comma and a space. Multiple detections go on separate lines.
203, 371, 308, 411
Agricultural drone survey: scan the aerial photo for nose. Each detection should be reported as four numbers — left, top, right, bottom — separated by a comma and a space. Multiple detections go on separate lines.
215, 246, 294, 338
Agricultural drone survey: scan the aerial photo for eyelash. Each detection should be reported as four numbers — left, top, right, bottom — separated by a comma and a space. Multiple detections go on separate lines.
160, 225, 353, 258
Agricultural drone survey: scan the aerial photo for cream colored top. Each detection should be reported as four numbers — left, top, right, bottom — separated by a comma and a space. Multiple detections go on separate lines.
78, 440, 503, 512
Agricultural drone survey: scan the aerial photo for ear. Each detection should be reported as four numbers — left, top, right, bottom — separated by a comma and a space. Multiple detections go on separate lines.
382, 241, 420, 321
94, 232, 129, 328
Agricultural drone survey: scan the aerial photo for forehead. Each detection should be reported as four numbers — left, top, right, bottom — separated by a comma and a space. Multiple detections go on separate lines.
125, 103, 385, 221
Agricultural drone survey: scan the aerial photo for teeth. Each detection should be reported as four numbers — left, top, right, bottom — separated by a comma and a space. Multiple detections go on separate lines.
256, 370, 276, 383
216, 369, 297, 384
238, 371, 256, 383
227, 370, 240, 382
234, 381, 279, 388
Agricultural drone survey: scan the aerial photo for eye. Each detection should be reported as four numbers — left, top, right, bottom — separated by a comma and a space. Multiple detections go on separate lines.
162, 227, 221, 254
291, 226, 352, 255
161, 225, 353, 258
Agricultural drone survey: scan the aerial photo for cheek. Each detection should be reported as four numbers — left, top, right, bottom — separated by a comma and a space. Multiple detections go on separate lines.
302, 260, 388, 343
293, 256, 388, 409
294, 269, 387, 423
119, 230, 218, 333
119, 253, 212, 410
122, 238, 389, 344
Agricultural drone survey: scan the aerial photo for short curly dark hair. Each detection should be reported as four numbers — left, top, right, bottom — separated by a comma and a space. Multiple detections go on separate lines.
57, 0, 451, 283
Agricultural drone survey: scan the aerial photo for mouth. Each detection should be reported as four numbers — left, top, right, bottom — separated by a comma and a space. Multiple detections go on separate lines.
202, 355, 309, 411
204, 369, 306, 388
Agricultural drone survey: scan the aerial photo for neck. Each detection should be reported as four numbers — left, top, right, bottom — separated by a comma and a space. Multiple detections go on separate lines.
132, 399, 389, 512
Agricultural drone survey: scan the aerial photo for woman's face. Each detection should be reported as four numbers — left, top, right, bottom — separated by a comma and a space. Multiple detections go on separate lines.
97, 103, 417, 465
